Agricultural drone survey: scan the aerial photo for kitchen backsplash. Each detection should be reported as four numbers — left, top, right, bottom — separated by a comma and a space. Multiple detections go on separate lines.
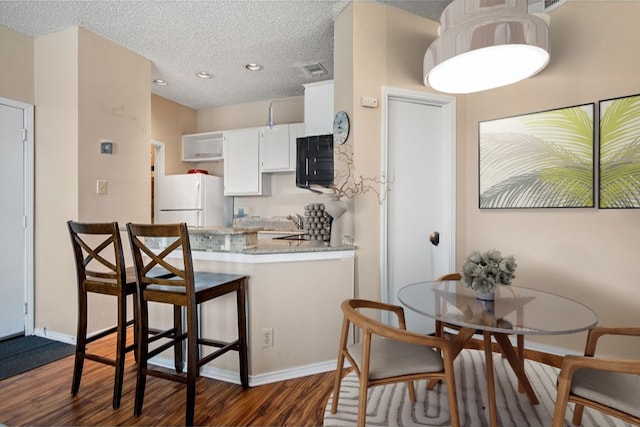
233, 216, 301, 232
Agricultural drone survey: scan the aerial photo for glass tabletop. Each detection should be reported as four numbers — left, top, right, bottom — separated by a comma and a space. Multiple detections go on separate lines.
398, 281, 598, 335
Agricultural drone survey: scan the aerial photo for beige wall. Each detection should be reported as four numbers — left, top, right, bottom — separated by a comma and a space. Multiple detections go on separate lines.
339, 1, 639, 357
335, 3, 452, 303
0, 24, 34, 104
35, 26, 151, 336
151, 94, 197, 175
463, 1, 640, 357
34, 27, 80, 334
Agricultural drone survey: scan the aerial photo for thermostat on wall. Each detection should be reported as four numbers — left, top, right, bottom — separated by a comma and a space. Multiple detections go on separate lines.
100, 141, 113, 154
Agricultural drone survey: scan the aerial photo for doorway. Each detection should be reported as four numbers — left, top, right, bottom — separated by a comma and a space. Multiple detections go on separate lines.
151, 141, 165, 223
0, 97, 34, 340
380, 88, 456, 334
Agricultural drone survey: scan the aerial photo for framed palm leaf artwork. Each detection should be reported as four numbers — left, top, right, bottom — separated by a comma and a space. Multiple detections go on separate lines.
599, 94, 640, 208
479, 104, 594, 209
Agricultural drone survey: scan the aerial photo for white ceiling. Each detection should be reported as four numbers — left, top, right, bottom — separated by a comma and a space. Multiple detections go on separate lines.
0, 0, 451, 110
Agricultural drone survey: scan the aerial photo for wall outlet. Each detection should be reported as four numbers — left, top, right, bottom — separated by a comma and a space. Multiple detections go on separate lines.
261, 327, 274, 348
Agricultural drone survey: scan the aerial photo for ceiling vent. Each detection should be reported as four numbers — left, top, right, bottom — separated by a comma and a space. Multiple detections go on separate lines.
302, 63, 328, 77
528, 0, 567, 13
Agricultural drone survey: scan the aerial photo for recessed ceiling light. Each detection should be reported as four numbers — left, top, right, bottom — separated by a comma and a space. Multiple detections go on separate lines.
153, 79, 168, 86
196, 71, 212, 79
245, 63, 263, 71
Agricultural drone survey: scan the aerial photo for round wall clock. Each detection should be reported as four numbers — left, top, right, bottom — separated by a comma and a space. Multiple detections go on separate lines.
333, 110, 350, 145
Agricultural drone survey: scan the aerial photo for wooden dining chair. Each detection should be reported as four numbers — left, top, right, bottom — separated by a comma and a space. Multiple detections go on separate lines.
331, 299, 460, 427
126, 222, 249, 426
552, 326, 640, 426
67, 220, 137, 409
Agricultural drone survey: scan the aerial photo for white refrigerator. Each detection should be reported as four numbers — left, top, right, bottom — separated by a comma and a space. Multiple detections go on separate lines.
156, 174, 233, 227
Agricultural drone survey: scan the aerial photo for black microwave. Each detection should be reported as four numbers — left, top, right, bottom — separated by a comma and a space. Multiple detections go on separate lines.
295, 134, 334, 190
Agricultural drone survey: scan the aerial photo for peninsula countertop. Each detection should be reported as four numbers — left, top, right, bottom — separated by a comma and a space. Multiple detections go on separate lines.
184, 226, 355, 259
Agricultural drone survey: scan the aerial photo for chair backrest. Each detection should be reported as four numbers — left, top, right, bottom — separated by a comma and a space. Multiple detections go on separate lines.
126, 222, 195, 299
437, 273, 461, 281
67, 221, 126, 292
341, 299, 450, 352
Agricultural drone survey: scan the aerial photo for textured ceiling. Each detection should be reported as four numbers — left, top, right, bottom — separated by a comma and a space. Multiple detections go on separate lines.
0, 0, 450, 110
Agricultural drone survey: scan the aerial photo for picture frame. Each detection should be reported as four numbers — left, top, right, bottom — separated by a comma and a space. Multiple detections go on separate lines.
479, 103, 595, 209
598, 93, 640, 209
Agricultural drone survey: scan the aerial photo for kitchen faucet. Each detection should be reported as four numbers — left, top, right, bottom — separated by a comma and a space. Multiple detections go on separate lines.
287, 214, 304, 230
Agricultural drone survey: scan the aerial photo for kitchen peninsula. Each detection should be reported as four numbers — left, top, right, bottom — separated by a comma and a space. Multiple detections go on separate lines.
149, 226, 355, 386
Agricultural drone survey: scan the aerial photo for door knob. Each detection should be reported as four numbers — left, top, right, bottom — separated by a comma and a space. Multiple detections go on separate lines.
429, 231, 440, 247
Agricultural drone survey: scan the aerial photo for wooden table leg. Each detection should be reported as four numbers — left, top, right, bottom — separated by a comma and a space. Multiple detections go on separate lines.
517, 334, 524, 393
427, 326, 477, 390
483, 331, 498, 427
493, 333, 539, 404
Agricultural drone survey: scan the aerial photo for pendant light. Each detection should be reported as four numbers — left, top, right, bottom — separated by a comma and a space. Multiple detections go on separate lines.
423, 0, 550, 94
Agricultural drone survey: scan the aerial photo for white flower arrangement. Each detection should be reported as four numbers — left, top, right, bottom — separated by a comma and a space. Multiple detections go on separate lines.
461, 249, 517, 294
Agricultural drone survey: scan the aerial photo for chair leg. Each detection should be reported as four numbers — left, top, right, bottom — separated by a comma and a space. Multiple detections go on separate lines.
572, 404, 585, 426
332, 315, 351, 414
134, 300, 149, 417
551, 373, 572, 427
71, 291, 88, 396
173, 305, 184, 373
132, 293, 139, 363
357, 375, 368, 427
185, 304, 199, 426
331, 352, 346, 414
407, 380, 417, 401
112, 293, 127, 409
236, 280, 249, 388
443, 354, 460, 427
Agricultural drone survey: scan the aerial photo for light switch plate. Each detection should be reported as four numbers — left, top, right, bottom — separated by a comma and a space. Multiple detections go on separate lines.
97, 179, 108, 195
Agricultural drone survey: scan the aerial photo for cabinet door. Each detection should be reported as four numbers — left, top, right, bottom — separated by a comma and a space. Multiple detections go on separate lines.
260, 124, 291, 172
304, 80, 334, 136
288, 123, 305, 171
223, 128, 264, 195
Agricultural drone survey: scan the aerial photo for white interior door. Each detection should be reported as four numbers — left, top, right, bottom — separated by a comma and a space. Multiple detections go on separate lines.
381, 88, 456, 334
0, 100, 31, 339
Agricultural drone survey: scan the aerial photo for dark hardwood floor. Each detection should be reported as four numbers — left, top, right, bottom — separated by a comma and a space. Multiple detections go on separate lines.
0, 333, 335, 426
0, 329, 563, 426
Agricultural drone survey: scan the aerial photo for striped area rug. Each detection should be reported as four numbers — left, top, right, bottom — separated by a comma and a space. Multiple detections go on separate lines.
324, 349, 633, 427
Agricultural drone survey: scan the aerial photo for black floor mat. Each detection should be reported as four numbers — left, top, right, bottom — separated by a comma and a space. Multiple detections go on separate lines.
0, 335, 74, 381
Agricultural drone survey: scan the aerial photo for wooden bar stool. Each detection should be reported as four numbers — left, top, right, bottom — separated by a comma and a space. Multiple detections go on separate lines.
67, 221, 137, 409
126, 222, 249, 426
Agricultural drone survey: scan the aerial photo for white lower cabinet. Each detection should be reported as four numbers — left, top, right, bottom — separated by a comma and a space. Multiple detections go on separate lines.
223, 127, 270, 196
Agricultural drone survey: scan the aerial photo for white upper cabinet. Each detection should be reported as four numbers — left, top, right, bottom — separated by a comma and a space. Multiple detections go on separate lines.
303, 80, 334, 136
260, 122, 305, 173
223, 127, 270, 196
182, 131, 224, 162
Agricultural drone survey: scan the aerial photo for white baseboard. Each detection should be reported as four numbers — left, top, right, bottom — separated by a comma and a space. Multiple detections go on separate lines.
33, 328, 75, 345
150, 355, 337, 386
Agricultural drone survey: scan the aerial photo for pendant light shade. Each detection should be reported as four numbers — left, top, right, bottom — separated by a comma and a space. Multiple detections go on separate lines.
424, 0, 550, 94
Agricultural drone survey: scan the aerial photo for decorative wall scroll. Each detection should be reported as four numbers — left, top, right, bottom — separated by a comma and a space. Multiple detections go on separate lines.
479, 104, 594, 209
598, 93, 640, 209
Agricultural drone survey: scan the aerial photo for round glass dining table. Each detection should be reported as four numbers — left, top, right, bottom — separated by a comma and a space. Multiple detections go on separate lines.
398, 280, 598, 427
